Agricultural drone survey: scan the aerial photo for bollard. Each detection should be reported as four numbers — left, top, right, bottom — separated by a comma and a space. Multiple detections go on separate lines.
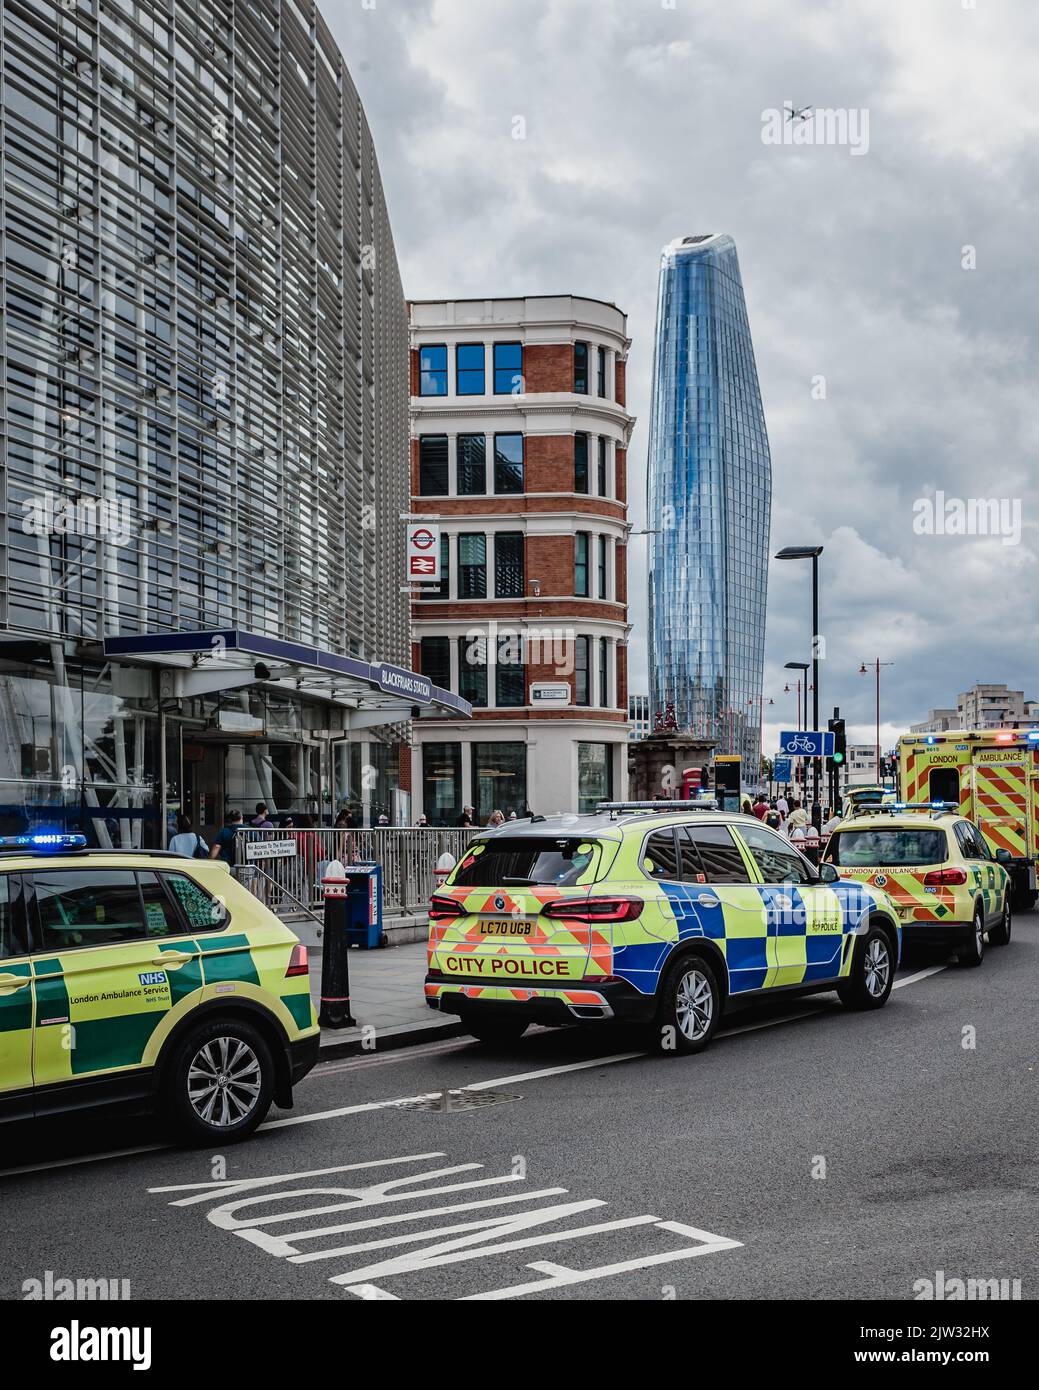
318, 858, 355, 1028
433, 849, 457, 891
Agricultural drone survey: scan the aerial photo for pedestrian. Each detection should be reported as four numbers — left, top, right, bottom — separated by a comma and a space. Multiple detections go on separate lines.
250, 802, 274, 829
169, 813, 208, 859
416, 813, 429, 826
209, 809, 243, 863
457, 805, 475, 827
486, 809, 505, 828
752, 794, 768, 820
786, 799, 809, 838
765, 805, 783, 830
777, 792, 790, 817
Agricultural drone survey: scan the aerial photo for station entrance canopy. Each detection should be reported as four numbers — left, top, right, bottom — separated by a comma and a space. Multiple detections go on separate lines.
103, 629, 471, 731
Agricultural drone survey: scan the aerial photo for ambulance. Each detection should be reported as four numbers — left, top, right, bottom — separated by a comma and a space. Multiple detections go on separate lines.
897, 731, 1039, 910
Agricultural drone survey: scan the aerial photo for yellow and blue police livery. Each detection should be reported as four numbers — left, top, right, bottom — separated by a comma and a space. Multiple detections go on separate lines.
425, 803, 902, 1052
0, 833, 319, 1142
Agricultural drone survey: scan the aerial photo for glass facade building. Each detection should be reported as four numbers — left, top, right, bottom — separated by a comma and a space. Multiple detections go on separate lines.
0, 0, 447, 842
647, 234, 772, 768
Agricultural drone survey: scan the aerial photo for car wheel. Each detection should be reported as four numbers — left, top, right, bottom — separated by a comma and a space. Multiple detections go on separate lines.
466, 1015, 528, 1046
164, 1018, 274, 1144
958, 904, 985, 967
988, 894, 1012, 947
655, 955, 720, 1054
837, 925, 894, 1010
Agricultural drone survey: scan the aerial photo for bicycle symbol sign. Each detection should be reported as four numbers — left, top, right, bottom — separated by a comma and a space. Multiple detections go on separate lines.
779, 730, 834, 758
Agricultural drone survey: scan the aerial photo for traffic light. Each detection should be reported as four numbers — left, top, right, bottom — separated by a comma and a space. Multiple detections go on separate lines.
828, 717, 847, 766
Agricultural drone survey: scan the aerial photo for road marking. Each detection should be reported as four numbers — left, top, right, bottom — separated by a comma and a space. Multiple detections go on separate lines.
149, 1149, 742, 1300
892, 965, 946, 989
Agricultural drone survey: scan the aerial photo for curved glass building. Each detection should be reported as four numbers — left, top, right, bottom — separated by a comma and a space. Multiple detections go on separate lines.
647, 234, 772, 769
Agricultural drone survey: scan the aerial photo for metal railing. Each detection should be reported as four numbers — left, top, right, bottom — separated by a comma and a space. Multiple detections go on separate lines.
232, 827, 480, 918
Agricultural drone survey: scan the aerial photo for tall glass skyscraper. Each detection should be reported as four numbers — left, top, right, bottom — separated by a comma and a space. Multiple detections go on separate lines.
647, 234, 772, 769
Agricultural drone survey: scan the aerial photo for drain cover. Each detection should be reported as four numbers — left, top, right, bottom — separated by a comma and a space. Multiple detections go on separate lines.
392, 1088, 522, 1114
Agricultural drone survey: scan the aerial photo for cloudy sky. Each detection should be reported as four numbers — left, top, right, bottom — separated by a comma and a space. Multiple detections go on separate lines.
326, 0, 1038, 752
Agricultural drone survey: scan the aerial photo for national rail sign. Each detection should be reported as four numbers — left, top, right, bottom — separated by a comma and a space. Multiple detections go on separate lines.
406, 523, 441, 580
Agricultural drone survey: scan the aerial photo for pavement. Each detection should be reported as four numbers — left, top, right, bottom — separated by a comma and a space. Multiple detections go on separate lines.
2, 908, 1036, 1302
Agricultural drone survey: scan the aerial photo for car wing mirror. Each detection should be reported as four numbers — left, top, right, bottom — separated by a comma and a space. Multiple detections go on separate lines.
817, 861, 839, 884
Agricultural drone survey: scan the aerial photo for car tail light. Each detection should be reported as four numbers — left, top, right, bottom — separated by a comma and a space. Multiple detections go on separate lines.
285, 943, 309, 977
923, 868, 967, 885
429, 894, 466, 922
542, 896, 644, 923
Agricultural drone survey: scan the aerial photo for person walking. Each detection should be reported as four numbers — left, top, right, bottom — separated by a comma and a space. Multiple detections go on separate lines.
777, 792, 790, 818
752, 794, 768, 821
786, 798, 809, 838
250, 803, 274, 829
209, 809, 243, 863
169, 813, 207, 859
457, 805, 475, 827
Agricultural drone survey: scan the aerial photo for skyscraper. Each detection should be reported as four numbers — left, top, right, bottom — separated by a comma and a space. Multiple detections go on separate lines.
647, 234, 772, 769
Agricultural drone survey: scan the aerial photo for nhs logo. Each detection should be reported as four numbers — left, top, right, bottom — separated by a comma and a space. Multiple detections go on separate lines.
138, 971, 167, 987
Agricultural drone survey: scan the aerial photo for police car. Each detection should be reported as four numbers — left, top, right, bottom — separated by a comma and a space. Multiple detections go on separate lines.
425, 802, 902, 1052
0, 834, 320, 1141
822, 803, 1012, 966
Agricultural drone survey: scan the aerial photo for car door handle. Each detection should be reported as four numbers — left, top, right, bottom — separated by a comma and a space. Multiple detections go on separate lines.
151, 951, 194, 968
0, 973, 31, 990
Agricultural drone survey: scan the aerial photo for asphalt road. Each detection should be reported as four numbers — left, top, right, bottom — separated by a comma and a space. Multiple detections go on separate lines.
2, 915, 1036, 1303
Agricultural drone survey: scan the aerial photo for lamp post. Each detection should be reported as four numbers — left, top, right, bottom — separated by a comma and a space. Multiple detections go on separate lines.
776, 545, 824, 822
748, 694, 774, 782
860, 660, 894, 780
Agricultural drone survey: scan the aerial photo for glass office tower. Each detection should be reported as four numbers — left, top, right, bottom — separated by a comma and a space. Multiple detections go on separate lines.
647, 234, 772, 769
0, 0, 416, 839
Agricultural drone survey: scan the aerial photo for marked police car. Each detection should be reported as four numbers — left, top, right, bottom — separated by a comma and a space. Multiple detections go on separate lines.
0, 833, 319, 1141
822, 803, 1012, 966
425, 802, 902, 1051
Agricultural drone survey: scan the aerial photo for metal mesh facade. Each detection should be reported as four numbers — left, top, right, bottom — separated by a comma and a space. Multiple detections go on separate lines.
647, 234, 771, 767
0, 0, 408, 665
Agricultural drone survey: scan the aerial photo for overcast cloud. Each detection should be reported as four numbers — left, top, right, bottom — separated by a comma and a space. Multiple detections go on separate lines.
325, 0, 1038, 752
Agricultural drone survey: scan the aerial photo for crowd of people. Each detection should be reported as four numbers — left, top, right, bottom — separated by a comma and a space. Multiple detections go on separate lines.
742, 793, 841, 843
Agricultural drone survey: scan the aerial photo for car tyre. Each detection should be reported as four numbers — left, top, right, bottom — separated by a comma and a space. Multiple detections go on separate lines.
654, 954, 721, 1055
466, 1015, 528, 1046
163, 1017, 274, 1144
837, 925, 895, 1010
957, 904, 986, 967
988, 893, 1012, 946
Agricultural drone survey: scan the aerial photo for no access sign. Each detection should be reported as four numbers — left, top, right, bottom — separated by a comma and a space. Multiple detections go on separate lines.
406, 523, 441, 580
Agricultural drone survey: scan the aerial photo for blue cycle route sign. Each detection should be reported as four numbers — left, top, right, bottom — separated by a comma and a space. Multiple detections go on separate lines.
779, 730, 834, 758
773, 757, 792, 781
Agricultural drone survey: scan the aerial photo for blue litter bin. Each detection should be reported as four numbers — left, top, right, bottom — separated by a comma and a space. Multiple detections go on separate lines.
342, 862, 385, 949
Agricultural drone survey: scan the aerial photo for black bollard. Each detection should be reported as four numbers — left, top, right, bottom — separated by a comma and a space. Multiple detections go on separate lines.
318, 868, 355, 1028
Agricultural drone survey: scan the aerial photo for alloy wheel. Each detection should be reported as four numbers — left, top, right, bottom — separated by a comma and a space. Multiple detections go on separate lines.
675, 968, 714, 1041
187, 1036, 262, 1128
863, 936, 891, 998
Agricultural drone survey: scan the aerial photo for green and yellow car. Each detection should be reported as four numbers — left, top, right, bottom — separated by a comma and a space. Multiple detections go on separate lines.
425, 803, 902, 1051
0, 833, 319, 1142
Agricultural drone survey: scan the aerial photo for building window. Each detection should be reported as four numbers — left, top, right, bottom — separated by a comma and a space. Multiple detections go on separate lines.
419, 435, 448, 495
597, 534, 608, 599
495, 532, 524, 598
578, 743, 613, 813
575, 635, 590, 706
494, 341, 523, 394
495, 634, 525, 707
598, 637, 609, 706
473, 742, 527, 820
575, 533, 589, 597
574, 432, 588, 494
458, 634, 487, 706
457, 434, 486, 495
574, 341, 588, 394
420, 636, 451, 690
493, 433, 524, 494
597, 345, 607, 396
456, 343, 485, 395
597, 436, 608, 495
432, 533, 450, 599
458, 534, 487, 598
419, 344, 447, 396
422, 742, 462, 826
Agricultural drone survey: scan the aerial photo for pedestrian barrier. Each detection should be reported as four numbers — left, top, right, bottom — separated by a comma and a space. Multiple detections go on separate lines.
232, 826, 480, 919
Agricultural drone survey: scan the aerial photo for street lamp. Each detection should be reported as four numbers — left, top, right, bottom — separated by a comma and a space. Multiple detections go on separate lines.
784, 661, 809, 731
776, 545, 824, 817
860, 660, 894, 780
747, 694, 774, 779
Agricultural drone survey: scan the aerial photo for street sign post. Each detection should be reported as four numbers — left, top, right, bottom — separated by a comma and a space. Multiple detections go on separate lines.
773, 756, 792, 783
406, 522, 440, 581
779, 730, 834, 759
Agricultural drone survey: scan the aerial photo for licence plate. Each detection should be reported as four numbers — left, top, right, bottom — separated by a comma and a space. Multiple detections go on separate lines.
479, 918, 534, 937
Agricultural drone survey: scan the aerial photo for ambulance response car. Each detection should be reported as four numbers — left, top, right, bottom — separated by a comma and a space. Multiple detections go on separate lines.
0, 833, 319, 1141
425, 803, 902, 1051
822, 804, 1012, 965
898, 730, 1038, 910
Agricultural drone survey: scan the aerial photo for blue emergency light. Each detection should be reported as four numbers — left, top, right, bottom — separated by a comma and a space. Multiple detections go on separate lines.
0, 832, 88, 851
1027, 730, 1039, 742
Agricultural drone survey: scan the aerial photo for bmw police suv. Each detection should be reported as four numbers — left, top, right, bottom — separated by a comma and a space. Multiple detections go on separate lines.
425, 802, 902, 1052
0, 834, 319, 1142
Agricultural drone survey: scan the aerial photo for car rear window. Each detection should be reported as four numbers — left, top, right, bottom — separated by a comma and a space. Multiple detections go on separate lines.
826, 828, 948, 868
450, 837, 603, 888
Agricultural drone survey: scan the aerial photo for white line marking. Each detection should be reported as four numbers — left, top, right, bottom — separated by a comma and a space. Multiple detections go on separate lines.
892, 965, 946, 989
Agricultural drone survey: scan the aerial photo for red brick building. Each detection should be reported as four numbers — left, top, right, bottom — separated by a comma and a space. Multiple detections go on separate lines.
408, 296, 634, 822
